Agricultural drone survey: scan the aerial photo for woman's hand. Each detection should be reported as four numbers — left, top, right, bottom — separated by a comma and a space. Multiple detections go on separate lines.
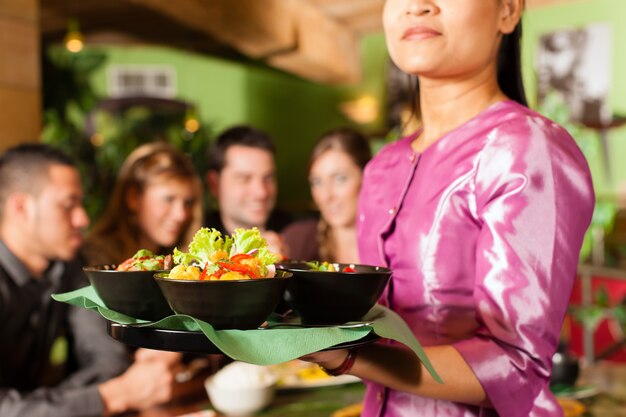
300, 349, 352, 372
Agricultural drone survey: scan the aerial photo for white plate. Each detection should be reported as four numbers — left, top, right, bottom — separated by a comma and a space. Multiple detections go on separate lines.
270, 360, 361, 391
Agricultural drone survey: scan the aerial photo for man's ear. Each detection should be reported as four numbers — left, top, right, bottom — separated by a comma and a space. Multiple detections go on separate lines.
5, 192, 34, 221
206, 170, 220, 197
499, 0, 523, 35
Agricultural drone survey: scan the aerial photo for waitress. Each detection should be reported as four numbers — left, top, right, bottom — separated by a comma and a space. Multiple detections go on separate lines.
304, 1, 595, 416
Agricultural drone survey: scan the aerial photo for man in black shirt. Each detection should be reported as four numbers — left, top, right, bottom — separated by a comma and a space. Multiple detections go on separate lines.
0, 144, 177, 416
205, 125, 292, 252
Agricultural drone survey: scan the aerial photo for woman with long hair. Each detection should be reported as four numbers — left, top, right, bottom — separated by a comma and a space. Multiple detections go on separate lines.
303, 1, 594, 416
282, 128, 371, 263
83, 142, 202, 265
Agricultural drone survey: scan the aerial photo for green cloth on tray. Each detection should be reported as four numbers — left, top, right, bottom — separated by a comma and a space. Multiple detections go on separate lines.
52, 285, 442, 383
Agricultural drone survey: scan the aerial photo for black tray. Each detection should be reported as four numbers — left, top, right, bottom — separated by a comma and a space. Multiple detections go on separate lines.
107, 322, 380, 354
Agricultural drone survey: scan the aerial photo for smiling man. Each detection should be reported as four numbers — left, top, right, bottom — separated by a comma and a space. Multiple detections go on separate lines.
205, 125, 292, 253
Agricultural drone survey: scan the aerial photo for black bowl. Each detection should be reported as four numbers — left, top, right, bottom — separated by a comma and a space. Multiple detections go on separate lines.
277, 262, 392, 324
550, 346, 580, 386
83, 265, 173, 321
154, 270, 293, 330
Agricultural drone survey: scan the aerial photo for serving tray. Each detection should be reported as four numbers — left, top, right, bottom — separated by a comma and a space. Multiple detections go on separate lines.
107, 321, 380, 354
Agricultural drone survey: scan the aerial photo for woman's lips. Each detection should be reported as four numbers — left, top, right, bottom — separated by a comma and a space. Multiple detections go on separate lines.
402, 26, 441, 41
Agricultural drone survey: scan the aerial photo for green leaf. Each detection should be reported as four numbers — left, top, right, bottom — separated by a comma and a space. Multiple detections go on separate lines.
571, 305, 605, 331
612, 305, 626, 327
305, 260, 320, 270
595, 286, 610, 308
187, 228, 229, 264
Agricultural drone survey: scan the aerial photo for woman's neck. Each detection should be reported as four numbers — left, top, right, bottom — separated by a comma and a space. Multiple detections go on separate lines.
330, 225, 359, 264
416, 65, 507, 151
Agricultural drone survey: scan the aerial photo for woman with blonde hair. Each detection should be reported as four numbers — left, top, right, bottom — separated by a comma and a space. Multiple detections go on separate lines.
84, 142, 202, 265
282, 127, 371, 263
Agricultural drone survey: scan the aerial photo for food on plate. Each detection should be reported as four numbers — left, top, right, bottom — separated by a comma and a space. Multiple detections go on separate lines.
115, 249, 172, 271
168, 227, 279, 281
305, 260, 356, 273
556, 398, 585, 417
270, 360, 347, 387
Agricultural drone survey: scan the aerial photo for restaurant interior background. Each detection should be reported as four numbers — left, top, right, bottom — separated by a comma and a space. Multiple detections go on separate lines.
1, 0, 626, 362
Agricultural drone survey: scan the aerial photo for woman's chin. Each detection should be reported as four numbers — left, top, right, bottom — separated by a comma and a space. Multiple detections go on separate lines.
324, 217, 355, 230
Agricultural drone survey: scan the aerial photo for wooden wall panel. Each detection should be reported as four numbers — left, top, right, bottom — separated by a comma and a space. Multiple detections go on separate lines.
0, 19, 39, 88
0, 88, 40, 150
0, 0, 41, 151
0, 0, 38, 21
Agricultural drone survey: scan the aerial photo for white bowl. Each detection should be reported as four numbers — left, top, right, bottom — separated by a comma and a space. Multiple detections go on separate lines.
204, 363, 277, 416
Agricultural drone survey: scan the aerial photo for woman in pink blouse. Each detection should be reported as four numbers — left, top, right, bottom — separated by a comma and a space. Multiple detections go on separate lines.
304, 1, 595, 416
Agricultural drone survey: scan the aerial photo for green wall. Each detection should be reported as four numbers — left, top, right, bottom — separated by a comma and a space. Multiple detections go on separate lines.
90, 44, 388, 211
522, 0, 626, 198
89, 0, 626, 209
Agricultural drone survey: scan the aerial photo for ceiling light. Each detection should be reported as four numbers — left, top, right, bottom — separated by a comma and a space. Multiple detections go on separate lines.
339, 95, 379, 125
64, 19, 84, 53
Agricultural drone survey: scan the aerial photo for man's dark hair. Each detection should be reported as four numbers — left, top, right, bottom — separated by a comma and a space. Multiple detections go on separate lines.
207, 125, 276, 172
0, 143, 76, 220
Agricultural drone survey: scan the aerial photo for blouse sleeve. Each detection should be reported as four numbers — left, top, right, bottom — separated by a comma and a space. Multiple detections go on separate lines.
452, 117, 594, 417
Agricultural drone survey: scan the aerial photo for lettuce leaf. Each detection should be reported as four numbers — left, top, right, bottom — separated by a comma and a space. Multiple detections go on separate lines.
173, 228, 231, 266
230, 228, 264, 256
132, 249, 156, 259
173, 227, 279, 277
172, 247, 197, 267
256, 246, 279, 268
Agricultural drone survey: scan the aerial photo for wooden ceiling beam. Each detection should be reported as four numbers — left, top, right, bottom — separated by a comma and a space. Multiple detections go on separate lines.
130, 0, 297, 58
268, 0, 361, 85
309, 0, 383, 34
133, 0, 360, 84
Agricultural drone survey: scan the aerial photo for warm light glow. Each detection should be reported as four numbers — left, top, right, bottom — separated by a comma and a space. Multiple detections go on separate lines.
65, 37, 83, 53
185, 118, 200, 133
339, 95, 379, 125
64, 19, 84, 53
90, 133, 105, 147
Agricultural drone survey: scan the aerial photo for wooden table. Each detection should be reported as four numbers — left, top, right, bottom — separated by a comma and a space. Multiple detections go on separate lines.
128, 381, 366, 417
575, 362, 626, 417
128, 362, 626, 417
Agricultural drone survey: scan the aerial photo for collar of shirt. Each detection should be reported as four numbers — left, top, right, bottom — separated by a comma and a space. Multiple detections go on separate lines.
0, 239, 65, 289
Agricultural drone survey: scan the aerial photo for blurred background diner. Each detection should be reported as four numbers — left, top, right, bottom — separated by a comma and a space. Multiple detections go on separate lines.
282, 127, 371, 263
205, 125, 291, 255
1, 0, 626, 415
83, 141, 202, 266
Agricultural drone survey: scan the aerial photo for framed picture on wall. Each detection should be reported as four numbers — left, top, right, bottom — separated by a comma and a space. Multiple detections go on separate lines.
535, 23, 612, 126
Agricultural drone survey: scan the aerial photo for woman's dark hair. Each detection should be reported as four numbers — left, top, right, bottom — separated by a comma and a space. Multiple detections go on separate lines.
308, 127, 372, 174
498, 23, 528, 106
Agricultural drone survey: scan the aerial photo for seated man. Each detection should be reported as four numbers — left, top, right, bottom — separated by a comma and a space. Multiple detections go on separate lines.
0, 144, 177, 416
205, 125, 292, 251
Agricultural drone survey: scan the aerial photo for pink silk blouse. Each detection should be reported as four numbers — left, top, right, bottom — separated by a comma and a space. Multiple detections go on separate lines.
357, 100, 595, 417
